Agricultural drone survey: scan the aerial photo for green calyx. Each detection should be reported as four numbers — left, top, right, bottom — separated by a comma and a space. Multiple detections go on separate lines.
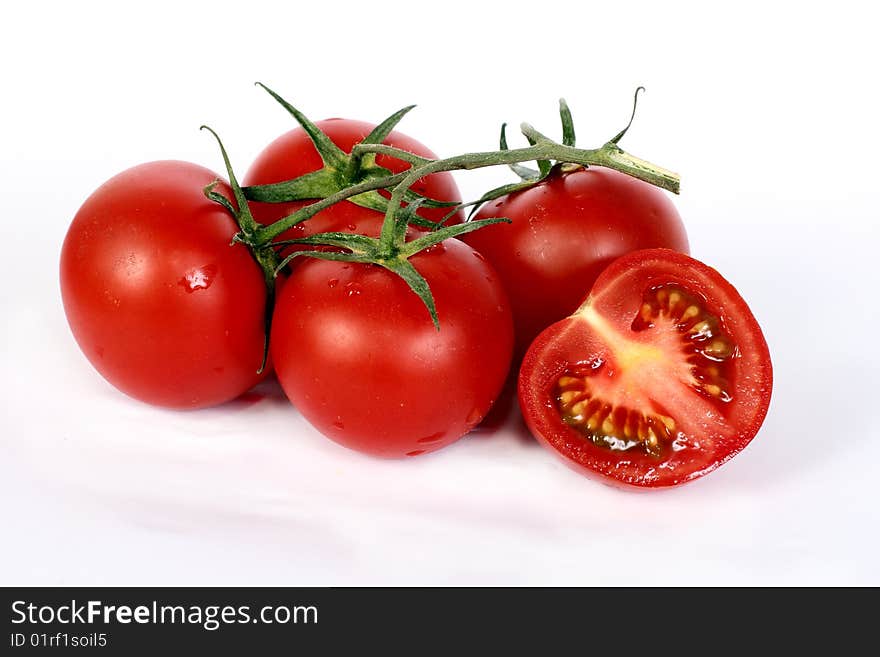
241, 83, 457, 228
200, 125, 280, 374
202, 84, 681, 341
271, 216, 510, 330
201, 121, 499, 338
467, 88, 656, 219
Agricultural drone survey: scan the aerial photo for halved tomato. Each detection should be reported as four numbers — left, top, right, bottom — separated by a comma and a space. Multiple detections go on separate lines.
518, 249, 772, 487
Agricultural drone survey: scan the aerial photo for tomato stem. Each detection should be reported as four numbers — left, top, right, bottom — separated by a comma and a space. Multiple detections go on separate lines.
209, 89, 681, 330
245, 87, 680, 256
247, 141, 679, 257
252, 170, 412, 244
201, 125, 281, 373
364, 141, 680, 257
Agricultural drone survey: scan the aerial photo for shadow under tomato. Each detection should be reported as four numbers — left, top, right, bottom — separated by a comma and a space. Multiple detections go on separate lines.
473, 376, 517, 432
470, 375, 542, 448
508, 410, 542, 447
221, 375, 289, 411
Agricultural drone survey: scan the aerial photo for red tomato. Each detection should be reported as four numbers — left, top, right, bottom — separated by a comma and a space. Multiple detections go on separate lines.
243, 118, 463, 244
60, 161, 269, 409
518, 249, 772, 488
270, 239, 514, 458
464, 167, 689, 359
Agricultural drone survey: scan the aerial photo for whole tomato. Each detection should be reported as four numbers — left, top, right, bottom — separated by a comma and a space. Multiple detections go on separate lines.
464, 166, 688, 359
244, 118, 463, 245
270, 236, 514, 458
60, 161, 269, 409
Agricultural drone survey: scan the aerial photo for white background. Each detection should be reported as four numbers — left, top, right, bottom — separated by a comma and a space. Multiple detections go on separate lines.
2, 1, 878, 585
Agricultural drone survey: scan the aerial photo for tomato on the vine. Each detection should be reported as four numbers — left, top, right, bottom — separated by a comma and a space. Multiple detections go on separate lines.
518, 249, 772, 488
270, 238, 513, 458
60, 161, 269, 409
244, 118, 463, 244
464, 167, 689, 359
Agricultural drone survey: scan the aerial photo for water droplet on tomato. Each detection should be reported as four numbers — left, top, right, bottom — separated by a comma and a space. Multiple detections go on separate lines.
472, 251, 486, 262
179, 264, 218, 293
345, 282, 362, 297
332, 419, 345, 431
417, 431, 446, 444
466, 407, 483, 425
346, 223, 357, 231
327, 278, 339, 288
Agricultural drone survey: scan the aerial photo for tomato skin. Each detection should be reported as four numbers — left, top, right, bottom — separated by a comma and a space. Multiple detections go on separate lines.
243, 118, 463, 240
270, 239, 514, 458
60, 161, 269, 409
518, 249, 772, 488
465, 167, 689, 359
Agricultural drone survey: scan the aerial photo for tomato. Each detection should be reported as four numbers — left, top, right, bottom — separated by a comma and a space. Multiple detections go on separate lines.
464, 167, 689, 359
270, 239, 514, 458
60, 161, 269, 409
518, 249, 772, 488
243, 118, 463, 244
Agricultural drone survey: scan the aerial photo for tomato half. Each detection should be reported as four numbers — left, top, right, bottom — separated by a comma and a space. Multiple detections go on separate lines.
60, 161, 269, 409
243, 118, 463, 243
270, 239, 513, 458
518, 249, 772, 487
465, 167, 688, 359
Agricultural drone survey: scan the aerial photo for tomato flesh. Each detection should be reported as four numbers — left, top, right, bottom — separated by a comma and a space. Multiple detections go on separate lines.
554, 283, 737, 459
518, 249, 772, 487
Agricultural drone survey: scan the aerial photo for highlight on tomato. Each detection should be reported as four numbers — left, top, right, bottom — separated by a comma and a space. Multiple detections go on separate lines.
518, 249, 772, 488
60, 161, 269, 409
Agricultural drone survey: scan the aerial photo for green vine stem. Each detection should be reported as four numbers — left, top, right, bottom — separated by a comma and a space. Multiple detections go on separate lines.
206, 88, 681, 331
252, 170, 411, 244
360, 139, 680, 256
251, 138, 679, 253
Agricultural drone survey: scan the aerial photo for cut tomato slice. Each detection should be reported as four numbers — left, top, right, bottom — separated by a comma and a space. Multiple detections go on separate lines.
518, 248, 773, 487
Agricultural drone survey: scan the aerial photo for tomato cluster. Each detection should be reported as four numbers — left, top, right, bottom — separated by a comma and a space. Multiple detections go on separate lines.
60, 91, 773, 488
